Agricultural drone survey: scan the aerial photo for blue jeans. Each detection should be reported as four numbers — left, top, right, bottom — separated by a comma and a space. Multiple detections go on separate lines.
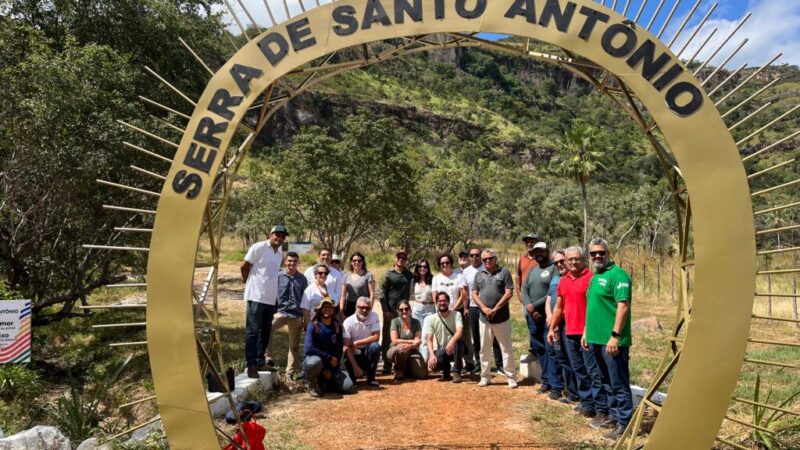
303, 355, 355, 394
583, 342, 609, 415
527, 313, 551, 388
590, 344, 633, 427
548, 325, 578, 400
245, 301, 277, 366
350, 342, 381, 382
564, 335, 596, 413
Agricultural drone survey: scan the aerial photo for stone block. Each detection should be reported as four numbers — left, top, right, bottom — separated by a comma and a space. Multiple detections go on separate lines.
0, 426, 70, 450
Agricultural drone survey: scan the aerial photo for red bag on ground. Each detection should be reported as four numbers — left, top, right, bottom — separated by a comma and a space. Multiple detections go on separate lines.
223, 411, 266, 450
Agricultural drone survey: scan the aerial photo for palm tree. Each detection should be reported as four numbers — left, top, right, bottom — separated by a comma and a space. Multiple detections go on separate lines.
551, 122, 606, 246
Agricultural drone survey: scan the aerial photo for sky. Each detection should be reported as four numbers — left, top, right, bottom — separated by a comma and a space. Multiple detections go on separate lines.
225, 0, 800, 67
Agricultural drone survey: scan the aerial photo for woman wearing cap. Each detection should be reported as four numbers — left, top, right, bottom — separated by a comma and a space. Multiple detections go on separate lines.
387, 300, 428, 380
302, 298, 355, 397
343, 252, 375, 317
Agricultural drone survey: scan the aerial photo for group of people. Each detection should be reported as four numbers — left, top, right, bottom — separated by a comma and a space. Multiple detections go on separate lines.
240, 225, 633, 441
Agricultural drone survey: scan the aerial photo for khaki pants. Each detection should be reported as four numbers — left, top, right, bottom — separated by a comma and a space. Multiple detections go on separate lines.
266, 313, 304, 376
479, 319, 517, 380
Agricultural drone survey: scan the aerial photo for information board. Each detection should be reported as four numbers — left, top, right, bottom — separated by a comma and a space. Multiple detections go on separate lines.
0, 300, 32, 363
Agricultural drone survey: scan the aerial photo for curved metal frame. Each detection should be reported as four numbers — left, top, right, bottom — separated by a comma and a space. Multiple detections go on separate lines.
137, 1, 761, 448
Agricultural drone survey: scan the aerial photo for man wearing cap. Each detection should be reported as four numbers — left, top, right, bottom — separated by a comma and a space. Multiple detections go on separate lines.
456, 250, 469, 274
518, 233, 540, 364
303, 248, 344, 306
265, 251, 307, 377
241, 224, 287, 378
342, 297, 382, 387
378, 251, 414, 374
521, 242, 556, 394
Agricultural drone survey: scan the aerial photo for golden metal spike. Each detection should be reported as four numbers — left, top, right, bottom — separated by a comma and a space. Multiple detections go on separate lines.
143, 66, 197, 107
748, 159, 797, 181
130, 165, 167, 181
723, 415, 774, 433
96, 179, 161, 197
715, 53, 782, 105
613, 0, 619, 10
222, 27, 240, 52
149, 115, 185, 134
634, 0, 651, 22
262, 0, 277, 27
752, 313, 800, 321
117, 120, 180, 149
748, 338, 800, 348
109, 341, 149, 347
178, 37, 214, 76
732, 397, 800, 417
667, 0, 702, 47
123, 141, 174, 163
79, 304, 147, 309
757, 267, 800, 275
754, 201, 800, 217
728, 101, 771, 131
108, 416, 161, 441
742, 129, 800, 162
686, 27, 718, 65
708, 62, 748, 98
120, 396, 157, 409
694, 13, 751, 75
736, 104, 800, 147
757, 224, 800, 236
138, 96, 190, 120
676, 3, 718, 59
646, 0, 667, 31
622, 0, 633, 15
105, 282, 148, 287
752, 178, 800, 198
114, 226, 154, 233
296, 0, 306, 13
700, 38, 748, 85
82, 244, 150, 252
222, 0, 250, 41
235, 0, 263, 33
720, 77, 780, 118
657, 0, 683, 39
93, 322, 147, 329
282, 0, 291, 20
103, 204, 157, 215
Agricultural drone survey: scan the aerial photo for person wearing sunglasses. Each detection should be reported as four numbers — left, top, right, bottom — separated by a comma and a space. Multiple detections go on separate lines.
303, 248, 344, 307
433, 253, 474, 373
544, 250, 579, 403
520, 241, 556, 395
378, 251, 414, 375
301, 266, 336, 328
460, 247, 503, 376
387, 300, 427, 380
342, 297, 381, 387
411, 258, 434, 360
241, 224, 287, 379
471, 249, 517, 388
584, 238, 633, 440
302, 298, 354, 398
343, 252, 375, 318
547, 247, 606, 424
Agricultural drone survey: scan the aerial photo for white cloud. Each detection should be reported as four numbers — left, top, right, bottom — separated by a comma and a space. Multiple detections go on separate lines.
219, 0, 332, 30
673, 0, 800, 67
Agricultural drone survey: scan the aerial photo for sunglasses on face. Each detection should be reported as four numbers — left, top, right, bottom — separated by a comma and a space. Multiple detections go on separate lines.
440, 261, 451, 266
397, 257, 407, 261
589, 251, 607, 257
482, 257, 496, 262
418, 265, 428, 269
357, 305, 371, 310
398, 307, 410, 312
316, 272, 329, 276
555, 260, 566, 265
469, 254, 480, 258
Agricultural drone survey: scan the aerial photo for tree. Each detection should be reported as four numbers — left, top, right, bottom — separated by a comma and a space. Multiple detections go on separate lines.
263, 114, 418, 257
551, 121, 606, 246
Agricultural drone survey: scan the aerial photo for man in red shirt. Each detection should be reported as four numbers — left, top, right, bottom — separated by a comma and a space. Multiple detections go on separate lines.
548, 246, 608, 421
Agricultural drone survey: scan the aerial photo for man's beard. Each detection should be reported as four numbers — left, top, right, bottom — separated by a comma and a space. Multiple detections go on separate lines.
357, 311, 369, 320
438, 304, 449, 312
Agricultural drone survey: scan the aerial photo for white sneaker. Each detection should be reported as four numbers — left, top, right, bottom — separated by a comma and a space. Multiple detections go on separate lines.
520, 353, 535, 364
508, 378, 518, 389
499, 368, 514, 378
478, 378, 490, 387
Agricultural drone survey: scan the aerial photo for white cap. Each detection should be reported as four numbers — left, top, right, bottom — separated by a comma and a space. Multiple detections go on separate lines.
533, 242, 548, 250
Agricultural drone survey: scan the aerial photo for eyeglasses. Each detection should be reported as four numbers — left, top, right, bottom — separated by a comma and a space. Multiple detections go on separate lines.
589, 251, 607, 257
316, 272, 329, 276
469, 254, 480, 258
398, 307, 410, 312
357, 305, 371, 310
482, 257, 496, 262
418, 265, 428, 269
440, 261, 451, 266
554, 260, 566, 265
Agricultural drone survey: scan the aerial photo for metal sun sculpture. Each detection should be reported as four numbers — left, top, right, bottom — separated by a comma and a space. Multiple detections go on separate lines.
82, 0, 799, 448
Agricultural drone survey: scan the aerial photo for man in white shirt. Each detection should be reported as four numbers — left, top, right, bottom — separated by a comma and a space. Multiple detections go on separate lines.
343, 297, 382, 387
241, 224, 287, 378
303, 248, 344, 304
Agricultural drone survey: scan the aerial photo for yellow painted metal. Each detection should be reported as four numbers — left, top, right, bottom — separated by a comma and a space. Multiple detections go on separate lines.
145, 1, 756, 448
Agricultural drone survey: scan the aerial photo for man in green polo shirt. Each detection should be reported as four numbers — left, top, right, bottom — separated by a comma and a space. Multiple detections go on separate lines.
584, 238, 633, 441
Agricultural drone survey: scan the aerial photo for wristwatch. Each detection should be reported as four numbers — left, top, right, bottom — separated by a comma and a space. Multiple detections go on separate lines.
611, 330, 621, 339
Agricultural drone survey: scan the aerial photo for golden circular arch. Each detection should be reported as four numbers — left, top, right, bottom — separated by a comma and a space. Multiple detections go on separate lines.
145, 1, 756, 448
